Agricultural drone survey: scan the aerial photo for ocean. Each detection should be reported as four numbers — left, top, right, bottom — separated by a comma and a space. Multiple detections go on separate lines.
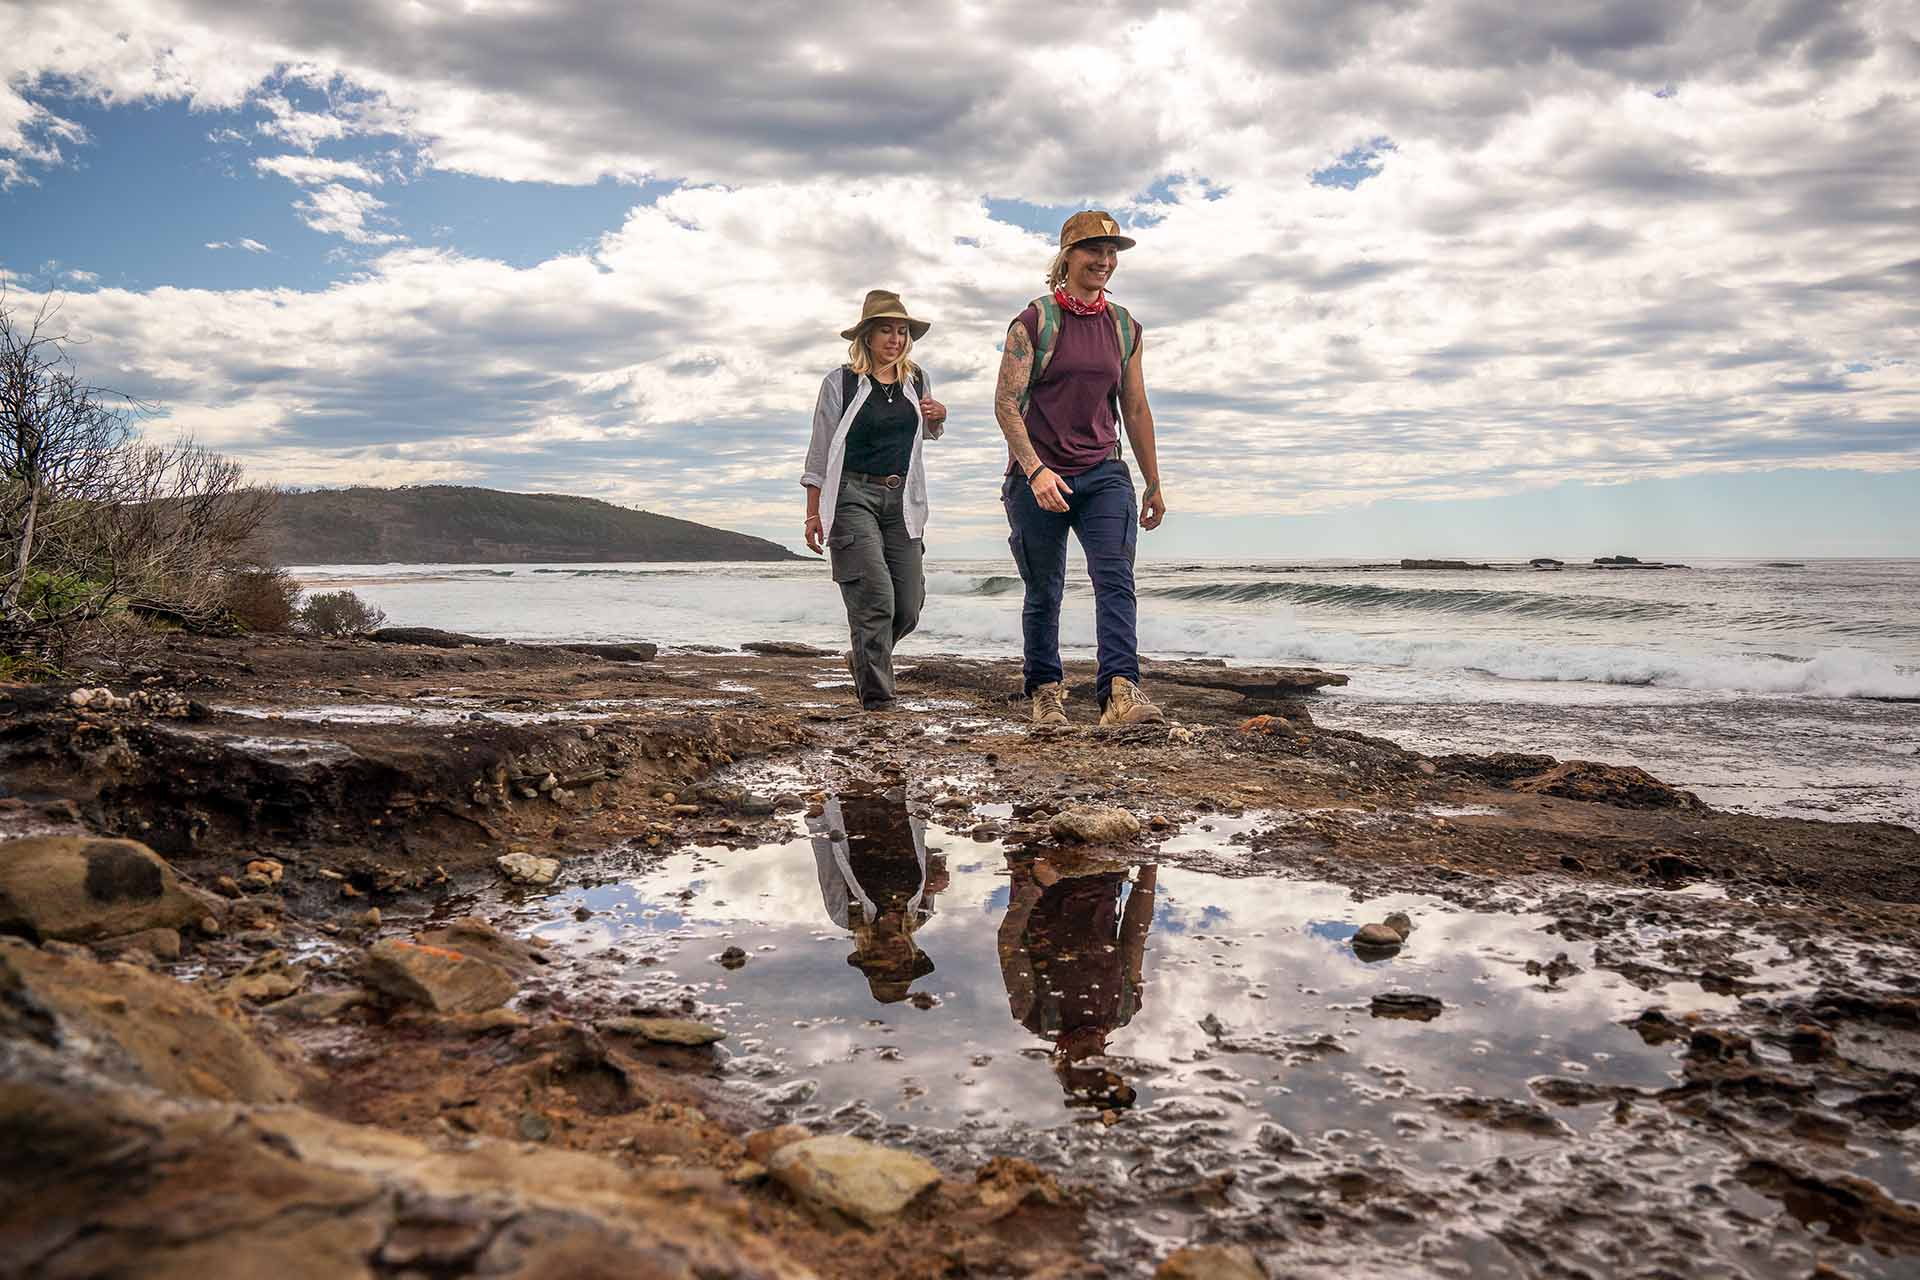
296, 557, 1920, 829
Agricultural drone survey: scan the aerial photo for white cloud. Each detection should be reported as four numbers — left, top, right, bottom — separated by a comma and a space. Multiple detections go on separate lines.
1, 0, 1914, 545
204, 239, 271, 253
255, 153, 384, 186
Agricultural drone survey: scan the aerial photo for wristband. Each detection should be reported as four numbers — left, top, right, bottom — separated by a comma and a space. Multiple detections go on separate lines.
1026, 464, 1046, 482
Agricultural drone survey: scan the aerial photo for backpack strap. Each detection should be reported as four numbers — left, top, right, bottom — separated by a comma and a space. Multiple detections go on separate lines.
1106, 301, 1135, 460
1018, 295, 1061, 414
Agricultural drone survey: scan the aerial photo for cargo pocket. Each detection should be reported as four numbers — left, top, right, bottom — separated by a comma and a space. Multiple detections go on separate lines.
828, 533, 863, 583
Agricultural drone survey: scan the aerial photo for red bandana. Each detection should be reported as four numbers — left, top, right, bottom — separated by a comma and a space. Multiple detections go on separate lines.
1053, 286, 1107, 317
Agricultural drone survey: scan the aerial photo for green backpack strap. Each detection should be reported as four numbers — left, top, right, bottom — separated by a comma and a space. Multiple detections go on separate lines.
1107, 301, 1135, 459
1017, 295, 1061, 414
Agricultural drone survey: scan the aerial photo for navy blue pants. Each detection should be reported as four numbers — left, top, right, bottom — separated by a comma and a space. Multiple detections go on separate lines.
1003, 459, 1140, 708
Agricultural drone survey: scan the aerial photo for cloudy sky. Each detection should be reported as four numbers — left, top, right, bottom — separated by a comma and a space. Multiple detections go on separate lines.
3, 0, 1916, 559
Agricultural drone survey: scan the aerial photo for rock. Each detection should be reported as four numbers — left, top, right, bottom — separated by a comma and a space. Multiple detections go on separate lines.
415, 916, 549, 976
1049, 805, 1141, 844
598, 1016, 727, 1046
1167, 725, 1194, 744
1401, 558, 1490, 570
767, 1134, 943, 1228
1158, 1244, 1267, 1280
1510, 760, 1701, 810
558, 641, 658, 662
0, 938, 303, 1101
91, 926, 184, 962
1382, 911, 1413, 939
741, 640, 832, 657
366, 626, 501, 648
1687, 1027, 1755, 1061
261, 989, 370, 1021
495, 852, 560, 886
1353, 923, 1404, 951
244, 858, 284, 884
517, 1110, 554, 1142
1788, 1024, 1837, 1063
1370, 993, 1444, 1021
0, 835, 210, 943
745, 1124, 812, 1164
359, 939, 517, 1013
1238, 714, 1290, 735
1149, 664, 1349, 697
934, 791, 970, 810
717, 946, 748, 969
224, 950, 307, 1003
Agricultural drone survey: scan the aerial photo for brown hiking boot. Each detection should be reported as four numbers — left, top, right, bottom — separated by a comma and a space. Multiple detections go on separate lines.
1030, 682, 1068, 728
1099, 676, 1164, 726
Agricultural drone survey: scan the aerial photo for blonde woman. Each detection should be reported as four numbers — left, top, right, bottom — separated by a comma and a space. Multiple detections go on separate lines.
800, 290, 948, 711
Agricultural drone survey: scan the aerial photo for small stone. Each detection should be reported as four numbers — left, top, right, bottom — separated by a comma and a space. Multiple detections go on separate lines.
495, 852, 560, 886
1382, 912, 1413, 940
934, 792, 970, 810
1687, 1027, 1754, 1061
359, 939, 517, 1013
518, 1111, 553, 1142
537, 772, 558, 793
597, 1016, 727, 1046
1157, 1244, 1266, 1280
360, 907, 382, 927
767, 1135, 943, 1228
1788, 1024, 1837, 1063
262, 989, 369, 1021
717, 946, 748, 969
729, 1161, 768, 1185
1049, 805, 1141, 844
1353, 923, 1404, 951
244, 858, 284, 884
1147, 814, 1170, 830
1167, 725, 1194, 745
1370, 993, 1443, 1021
91, 926, 183, 962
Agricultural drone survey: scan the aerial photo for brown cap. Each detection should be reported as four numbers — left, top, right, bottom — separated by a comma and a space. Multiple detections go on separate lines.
1059, 210, 1136, 251
840, 289, 932, 341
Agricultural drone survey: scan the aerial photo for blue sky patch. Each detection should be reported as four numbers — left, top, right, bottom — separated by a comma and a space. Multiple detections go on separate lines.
1310, 137, 1395, 189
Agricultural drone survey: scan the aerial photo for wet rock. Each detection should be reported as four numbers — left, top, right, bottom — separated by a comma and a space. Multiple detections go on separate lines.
261, 989, 369, 1021
366, 626, 500, 648
0, 938, 303, 1101
1157, 1244, 1267, 1280
1352, 923, 1404, 951
1382, 911, 1413, 939
745, 1124, 812, 1164
358, 939, 517, 1013
1370, 993, 1443, 1021
495, 852, 560, 886
1788, 1024, 1838, 1063
91, 926, 183, 962
558, 641, 658, 663
1430, 1095, 1572, 1137
1237, 715, 1290, 735
1738, 1157, 1920, 1250
1687, 1027, 1755, 1061
1049, 805, 1140, 844
767, 1134, 943, 1228
0, 835, 211, 943
1151, 664, 1348, 697
717, 946, 749, 969
1525, 952, 1582, 984
415, 916, 549, 976
1628, 1008, 1686, 1045
1511, 760, 1702, 810
223, 950, 307, 1003
741, 640, 832, 657
598, 1016, 727, 1046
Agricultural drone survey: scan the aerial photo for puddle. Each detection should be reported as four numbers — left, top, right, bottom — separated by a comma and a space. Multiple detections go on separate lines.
522, 789, 1918, 1276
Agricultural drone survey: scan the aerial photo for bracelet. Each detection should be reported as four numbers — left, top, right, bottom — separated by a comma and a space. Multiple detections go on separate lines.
1026, 464, 1046, 481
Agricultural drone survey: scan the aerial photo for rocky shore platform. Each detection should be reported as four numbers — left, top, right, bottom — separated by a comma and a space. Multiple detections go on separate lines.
3, 633, 1917, 1278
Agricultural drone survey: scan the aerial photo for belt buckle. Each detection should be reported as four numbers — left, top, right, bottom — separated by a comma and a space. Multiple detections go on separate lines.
884, 474, 902, 490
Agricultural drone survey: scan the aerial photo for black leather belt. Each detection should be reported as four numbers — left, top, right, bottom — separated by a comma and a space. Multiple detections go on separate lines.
847, 470, 904, 489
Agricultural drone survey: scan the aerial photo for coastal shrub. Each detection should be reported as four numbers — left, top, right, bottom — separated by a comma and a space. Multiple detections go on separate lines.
223, 566, 300, 633
297, 590, 386, 638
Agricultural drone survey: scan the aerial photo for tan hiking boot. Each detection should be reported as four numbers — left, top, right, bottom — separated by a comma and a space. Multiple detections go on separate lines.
1030, 682, 1068, 728
1100, 676, 1165, 726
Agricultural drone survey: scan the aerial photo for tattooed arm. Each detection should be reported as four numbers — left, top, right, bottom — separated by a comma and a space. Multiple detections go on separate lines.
1119, 334, 1164, 530
995, 321, 1072, 512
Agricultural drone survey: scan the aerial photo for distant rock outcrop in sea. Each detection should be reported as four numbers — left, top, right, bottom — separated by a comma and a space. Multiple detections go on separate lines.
260, 485, 802, 564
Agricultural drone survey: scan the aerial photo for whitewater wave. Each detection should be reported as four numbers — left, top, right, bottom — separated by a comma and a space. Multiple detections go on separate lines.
1143, 579, 1689, 623
529, 567, 700, 579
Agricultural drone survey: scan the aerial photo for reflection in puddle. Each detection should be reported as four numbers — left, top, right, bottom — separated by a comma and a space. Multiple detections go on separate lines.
530, 790, 1917, 1276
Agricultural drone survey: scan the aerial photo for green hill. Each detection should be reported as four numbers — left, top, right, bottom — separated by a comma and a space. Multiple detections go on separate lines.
261, 486, 801, 564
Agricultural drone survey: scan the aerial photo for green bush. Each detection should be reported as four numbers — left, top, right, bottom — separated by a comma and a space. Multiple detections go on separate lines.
296, 590, 387, 638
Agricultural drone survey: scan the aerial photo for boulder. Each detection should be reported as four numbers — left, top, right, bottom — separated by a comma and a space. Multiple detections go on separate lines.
598, 1016, 727, 1046
1151, 664, 1349, 698
495, 853, 560, 886
558, 641, 658, 663
767, 1134, 943, 1228
0, 938, 303, 1102
741, 640, 833, 657
366, 626, 500, 648
414, 916, 549, 976
1157, 1245, 1267, 1280
1510, 761, 1700, 810
1049, 806, 1141, 845
0, 836, 210, 943
358, 939, 516, 1013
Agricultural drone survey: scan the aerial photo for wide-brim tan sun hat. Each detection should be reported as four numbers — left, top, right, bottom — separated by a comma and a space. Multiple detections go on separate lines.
1059, 209, 1136, 251
840, 289, 932, 341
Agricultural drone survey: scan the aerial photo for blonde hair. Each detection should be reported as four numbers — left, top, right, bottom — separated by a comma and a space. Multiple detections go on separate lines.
847, 322, 919, 385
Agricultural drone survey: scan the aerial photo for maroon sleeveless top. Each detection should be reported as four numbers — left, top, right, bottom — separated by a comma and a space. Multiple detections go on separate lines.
1013, 304, 1144, 477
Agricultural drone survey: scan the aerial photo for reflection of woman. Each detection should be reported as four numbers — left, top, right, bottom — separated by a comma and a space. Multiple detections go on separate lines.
800, 290, 949, 712
998, 853, 1158, 1107
807, 787, 945, 1003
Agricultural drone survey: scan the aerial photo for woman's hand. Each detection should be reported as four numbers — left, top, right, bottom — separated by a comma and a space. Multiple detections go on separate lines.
804, 513, 825, 555
1029, 466, 1073, 513
920, 396, 947, 436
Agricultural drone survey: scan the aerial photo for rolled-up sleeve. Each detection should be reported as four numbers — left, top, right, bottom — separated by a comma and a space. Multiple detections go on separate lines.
801, 372, 840, 490
918, 367, 941, 439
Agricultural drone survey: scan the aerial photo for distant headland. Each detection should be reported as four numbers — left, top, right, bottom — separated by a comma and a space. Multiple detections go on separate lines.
259, 485, 802, 565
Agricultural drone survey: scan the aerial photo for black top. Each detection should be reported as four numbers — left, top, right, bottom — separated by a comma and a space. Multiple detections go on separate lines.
842, 378, 917, 477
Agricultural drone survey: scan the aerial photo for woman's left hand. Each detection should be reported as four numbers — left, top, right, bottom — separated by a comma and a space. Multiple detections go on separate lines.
920, 397, 947, 434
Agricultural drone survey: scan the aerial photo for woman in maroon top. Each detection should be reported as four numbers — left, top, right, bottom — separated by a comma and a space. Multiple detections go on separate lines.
992, 211, 1167, 728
